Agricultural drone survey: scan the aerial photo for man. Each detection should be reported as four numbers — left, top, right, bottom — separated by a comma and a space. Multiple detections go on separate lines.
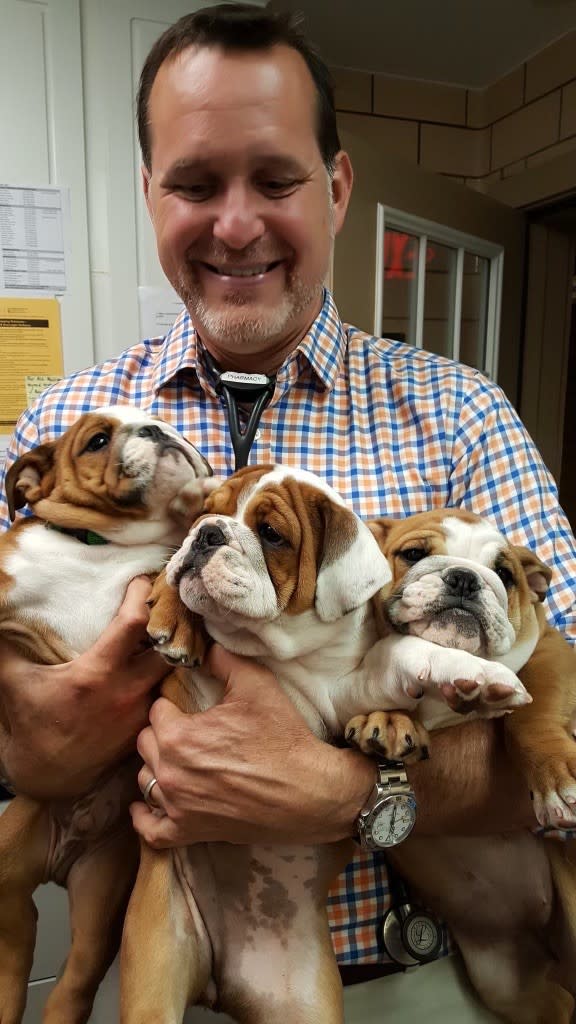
0, 5, 574, 1021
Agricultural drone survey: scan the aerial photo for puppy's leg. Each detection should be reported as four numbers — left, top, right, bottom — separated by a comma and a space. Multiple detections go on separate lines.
0, 796, 49, 1024
147, 568, 207, 668
505, 627, 576, 827
120, 844, 211, 1024
456, 933, 573, 1024
389, 832, 573, 1024
42, 825, 138, 1024
345, 710, 429, 762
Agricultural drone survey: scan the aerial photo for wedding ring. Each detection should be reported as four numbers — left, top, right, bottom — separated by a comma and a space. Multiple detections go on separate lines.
142, 776, 160, 809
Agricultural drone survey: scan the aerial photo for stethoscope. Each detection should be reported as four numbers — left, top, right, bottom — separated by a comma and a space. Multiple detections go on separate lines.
381, 863, 443, 966
204, 349, 276, 470
205, 349, 443, 967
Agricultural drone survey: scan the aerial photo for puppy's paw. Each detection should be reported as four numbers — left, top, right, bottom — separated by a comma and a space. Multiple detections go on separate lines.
528, 748, 576, 828
345, 711, 430, 763
412, 647, 531, 716
147, 570, 206, 667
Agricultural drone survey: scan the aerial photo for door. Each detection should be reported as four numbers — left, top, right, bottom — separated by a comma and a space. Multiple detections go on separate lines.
0, 0, 93, 376
334, 113, 526, 407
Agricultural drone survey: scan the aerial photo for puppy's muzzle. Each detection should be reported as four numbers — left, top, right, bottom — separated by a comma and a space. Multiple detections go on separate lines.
175, 523, 228, 583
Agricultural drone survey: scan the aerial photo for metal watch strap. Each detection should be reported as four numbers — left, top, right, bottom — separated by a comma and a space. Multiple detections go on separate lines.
374, 759, 413, 796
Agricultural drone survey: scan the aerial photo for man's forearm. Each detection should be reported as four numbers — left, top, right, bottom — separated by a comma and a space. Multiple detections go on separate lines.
406, 720, 535, 835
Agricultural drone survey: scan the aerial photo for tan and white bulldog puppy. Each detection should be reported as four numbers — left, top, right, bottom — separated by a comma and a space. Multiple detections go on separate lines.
124, 468, 531, 1024
348, 508, 576, 1024
0, 406, 212, 1024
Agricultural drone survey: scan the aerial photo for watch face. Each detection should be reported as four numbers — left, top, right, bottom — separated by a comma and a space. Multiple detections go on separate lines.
370, 794, 416, 847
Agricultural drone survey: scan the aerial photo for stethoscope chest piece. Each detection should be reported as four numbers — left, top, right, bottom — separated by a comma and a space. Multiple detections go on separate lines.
381, 873, 443, 966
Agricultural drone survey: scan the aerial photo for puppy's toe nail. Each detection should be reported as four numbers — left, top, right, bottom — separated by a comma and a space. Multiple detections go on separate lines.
371, 727, 380, 740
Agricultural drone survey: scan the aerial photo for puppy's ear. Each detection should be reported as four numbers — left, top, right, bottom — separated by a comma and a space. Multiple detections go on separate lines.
315, 502, 391, 622
5, 444, 57, 521
513, 545, 552, 603
366, 517, 401, 553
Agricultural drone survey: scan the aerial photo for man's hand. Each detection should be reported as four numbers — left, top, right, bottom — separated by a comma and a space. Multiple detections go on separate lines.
131, 644, 375, 848
0, 577, 169, 799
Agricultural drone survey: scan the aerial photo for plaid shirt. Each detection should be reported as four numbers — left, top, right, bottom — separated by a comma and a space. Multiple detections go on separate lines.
2, 289, 575, 966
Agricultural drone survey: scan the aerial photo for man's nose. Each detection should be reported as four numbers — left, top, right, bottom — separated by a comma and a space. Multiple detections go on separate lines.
212, 183, 266, 250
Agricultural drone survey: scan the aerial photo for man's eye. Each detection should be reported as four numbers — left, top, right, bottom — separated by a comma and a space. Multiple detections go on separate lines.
258, 522, 287, 547
172, 184, 214, 201
496, 565, 515, 588
83, 432, 109, 453
260, 179, 299, 197
398, 547, 427, 564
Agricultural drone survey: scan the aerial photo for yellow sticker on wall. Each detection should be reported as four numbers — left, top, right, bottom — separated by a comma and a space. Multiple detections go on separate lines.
0, 297, 63, 424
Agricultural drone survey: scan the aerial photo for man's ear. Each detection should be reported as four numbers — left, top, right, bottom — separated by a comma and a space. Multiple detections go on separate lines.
513, 545, 553, 603
315, 501, 391, 622
5, 444, 57, 520
330, 150, 353, 237
141, 165, 153, 221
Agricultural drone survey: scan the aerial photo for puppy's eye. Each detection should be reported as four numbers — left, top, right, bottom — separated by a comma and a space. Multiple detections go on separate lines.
496, 565, 514, 588
83, 432, 110, 453
258, 522, 287, 547
398, 547, 427, 564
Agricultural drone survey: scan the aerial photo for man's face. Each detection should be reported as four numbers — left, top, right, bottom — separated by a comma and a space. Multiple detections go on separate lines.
142, 44, 352, 367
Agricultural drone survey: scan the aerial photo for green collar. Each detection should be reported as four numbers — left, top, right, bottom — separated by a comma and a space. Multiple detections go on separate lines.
45, 522, 109, 546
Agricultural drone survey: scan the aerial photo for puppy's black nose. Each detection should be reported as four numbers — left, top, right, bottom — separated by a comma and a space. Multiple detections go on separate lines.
443, 568, 481, 599
194, 524, 227, 551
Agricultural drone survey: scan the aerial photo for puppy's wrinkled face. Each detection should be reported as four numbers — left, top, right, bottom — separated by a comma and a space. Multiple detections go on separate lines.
370, 509, 551, 660
6, 406, 212, 543
167, 465, 390, 624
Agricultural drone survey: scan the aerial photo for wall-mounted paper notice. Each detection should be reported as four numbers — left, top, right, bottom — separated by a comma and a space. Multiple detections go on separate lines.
0, 297, 63, 424
0, 184, 70, 293
138, 286, 185, 341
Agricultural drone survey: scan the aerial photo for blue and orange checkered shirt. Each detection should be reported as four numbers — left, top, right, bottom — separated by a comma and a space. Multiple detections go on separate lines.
2, 289, 576, 965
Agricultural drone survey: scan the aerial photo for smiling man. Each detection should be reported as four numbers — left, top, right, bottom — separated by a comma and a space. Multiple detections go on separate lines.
1, 4, 576, 1022
141, 39, 351, 370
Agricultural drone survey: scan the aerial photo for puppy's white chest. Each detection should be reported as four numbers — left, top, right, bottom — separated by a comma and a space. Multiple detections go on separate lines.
5, 525, 169, 654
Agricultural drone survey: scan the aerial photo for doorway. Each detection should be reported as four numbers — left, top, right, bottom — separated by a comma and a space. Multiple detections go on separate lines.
522, 196, 576, 528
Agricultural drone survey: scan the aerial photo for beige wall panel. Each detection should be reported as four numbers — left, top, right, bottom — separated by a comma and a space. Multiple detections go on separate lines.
337, 112, 419, 163
467, 67, 524, 129
526, 135, 576, 168
491, 91, 561, 169
332, 67, 372, 113
502, 159, 527, 178
561, 80, 576, 139
525, 30, 576, 103
420, 123, 490, 176
487, 149, 576, 207
333, 121, 525, 402
373, 74, 466, 125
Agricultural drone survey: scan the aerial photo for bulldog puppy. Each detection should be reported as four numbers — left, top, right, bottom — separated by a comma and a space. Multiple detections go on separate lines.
0, 407, 213, 1024
347, 508, 576, 1024
122, 468, 531, 1024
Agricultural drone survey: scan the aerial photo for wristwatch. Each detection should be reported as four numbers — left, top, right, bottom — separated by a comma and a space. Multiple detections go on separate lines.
355, 760, 417, 850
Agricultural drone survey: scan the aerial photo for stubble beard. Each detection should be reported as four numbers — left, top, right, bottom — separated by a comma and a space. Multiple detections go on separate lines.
173, 264, 322, 351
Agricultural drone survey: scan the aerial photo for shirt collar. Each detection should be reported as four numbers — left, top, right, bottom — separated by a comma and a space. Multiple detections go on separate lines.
151, 289, 347, 396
